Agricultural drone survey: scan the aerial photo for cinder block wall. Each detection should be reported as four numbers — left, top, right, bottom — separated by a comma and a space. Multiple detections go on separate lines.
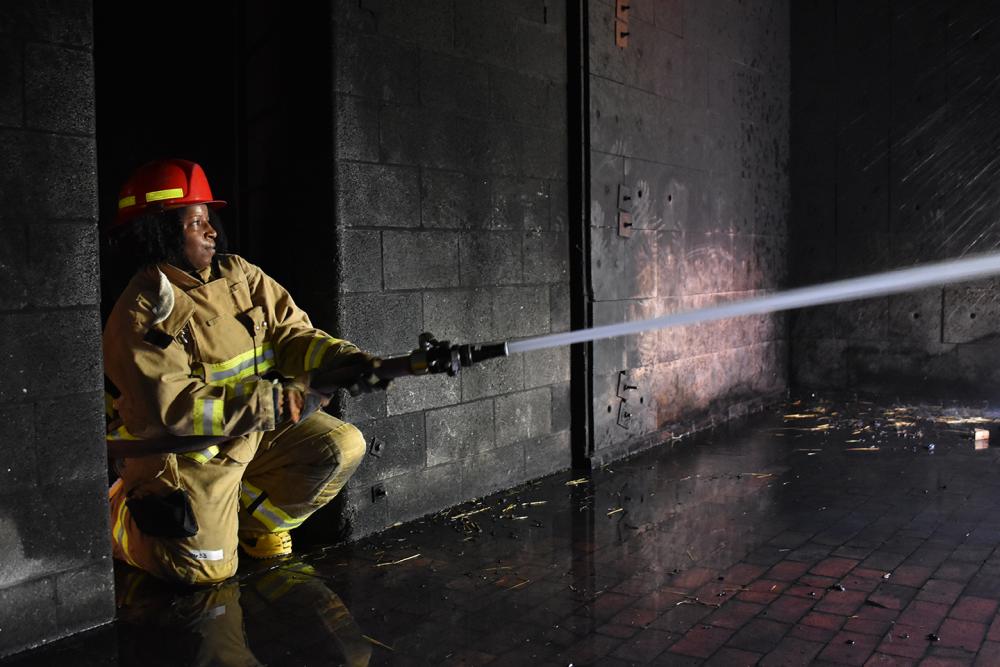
0, 2, 113, 658
790, 1, 1000, 397
332, 0, 571, 536
588, 0, 791, 463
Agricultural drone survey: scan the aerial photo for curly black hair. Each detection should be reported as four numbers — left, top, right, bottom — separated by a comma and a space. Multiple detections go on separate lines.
108, 207, 229, 276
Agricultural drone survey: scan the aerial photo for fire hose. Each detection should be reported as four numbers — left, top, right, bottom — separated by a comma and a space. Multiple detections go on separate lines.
107, 333, 508, 458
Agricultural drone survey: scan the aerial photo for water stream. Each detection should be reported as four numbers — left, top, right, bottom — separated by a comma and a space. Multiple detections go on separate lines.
507, 252, 1000, 354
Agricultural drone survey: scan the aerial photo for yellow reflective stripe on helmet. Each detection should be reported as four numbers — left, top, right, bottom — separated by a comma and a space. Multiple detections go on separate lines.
193, 397, 225, 436
107, 423, 140, 441
203, 343, 275, 386
145, 187, 184, 203
183, 445, 221, 464
239, 481, 305, 532
118, 195, 136, 209
304, 337, 335, 371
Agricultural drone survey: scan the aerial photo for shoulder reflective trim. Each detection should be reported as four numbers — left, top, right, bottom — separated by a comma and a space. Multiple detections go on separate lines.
305, 337, 336, 371
118, 195, 136, 209
203, 343, 275, 385
107, 423, 140, 441
183, 445, 221, 464
194, 397, 225, 436
145, 187, 184, 203
188, 548, 224, 561
239, 480, 305, 532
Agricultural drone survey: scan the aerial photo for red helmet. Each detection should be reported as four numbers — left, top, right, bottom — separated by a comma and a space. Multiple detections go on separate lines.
113, 158, 226, 228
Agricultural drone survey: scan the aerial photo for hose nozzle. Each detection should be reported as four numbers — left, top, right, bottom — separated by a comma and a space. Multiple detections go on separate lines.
416, 334, 508, 376
458, 342, 509, 366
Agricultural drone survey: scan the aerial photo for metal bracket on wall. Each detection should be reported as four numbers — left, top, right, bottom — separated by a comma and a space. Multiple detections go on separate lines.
368, 437, 384, 458
615, 0, 630, 48
617, 401, 632, 429
618, 184, 633, 211
618, 211, 634, 237
616, 370, 638, 399
617, 184, 633, 237
616, 371, 638, 429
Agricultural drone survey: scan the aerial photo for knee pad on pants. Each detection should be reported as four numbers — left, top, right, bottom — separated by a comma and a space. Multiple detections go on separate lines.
326, 422, 365, 471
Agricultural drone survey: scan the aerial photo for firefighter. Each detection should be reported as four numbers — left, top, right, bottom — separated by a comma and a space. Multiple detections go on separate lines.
103, 158, 382, 585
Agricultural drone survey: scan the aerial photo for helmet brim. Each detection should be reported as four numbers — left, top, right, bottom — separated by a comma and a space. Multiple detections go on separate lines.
162, 199, 227, 211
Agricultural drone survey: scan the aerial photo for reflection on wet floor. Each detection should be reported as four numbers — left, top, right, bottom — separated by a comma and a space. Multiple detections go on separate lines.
114, 562, 371, 666
7, 393, 1000, 665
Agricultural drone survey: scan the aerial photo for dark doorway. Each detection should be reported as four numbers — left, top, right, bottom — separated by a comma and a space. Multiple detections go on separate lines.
94, 1, 243, 317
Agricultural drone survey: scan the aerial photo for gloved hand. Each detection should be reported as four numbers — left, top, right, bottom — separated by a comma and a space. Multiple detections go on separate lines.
340, 352, 391, 397
279, 375, 331, 423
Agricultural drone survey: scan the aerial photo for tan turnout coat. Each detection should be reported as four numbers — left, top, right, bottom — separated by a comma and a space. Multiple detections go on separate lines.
104, 254, 361, 583
104, 254, 358, 458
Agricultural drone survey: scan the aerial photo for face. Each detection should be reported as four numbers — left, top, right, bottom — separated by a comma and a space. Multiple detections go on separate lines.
178, 204, 217, 270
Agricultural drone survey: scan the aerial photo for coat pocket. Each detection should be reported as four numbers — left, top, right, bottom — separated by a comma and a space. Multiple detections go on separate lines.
229, 279, 253, 312
235, 305, 267, 340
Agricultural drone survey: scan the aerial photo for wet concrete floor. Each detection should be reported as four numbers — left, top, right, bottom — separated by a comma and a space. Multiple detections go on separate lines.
7, 393, 1000, 665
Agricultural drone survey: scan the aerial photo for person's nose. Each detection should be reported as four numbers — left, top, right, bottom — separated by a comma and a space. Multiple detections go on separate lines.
206, 225, 217, 239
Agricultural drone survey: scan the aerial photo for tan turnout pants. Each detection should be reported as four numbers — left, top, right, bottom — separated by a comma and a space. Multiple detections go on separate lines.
109, 412, 365, 585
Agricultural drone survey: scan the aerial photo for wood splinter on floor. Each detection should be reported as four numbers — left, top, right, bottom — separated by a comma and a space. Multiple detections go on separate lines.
374, 553, 421, 567
451, 506, 490, 520
362, 635, 395, 651
675, 596, 721, 609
